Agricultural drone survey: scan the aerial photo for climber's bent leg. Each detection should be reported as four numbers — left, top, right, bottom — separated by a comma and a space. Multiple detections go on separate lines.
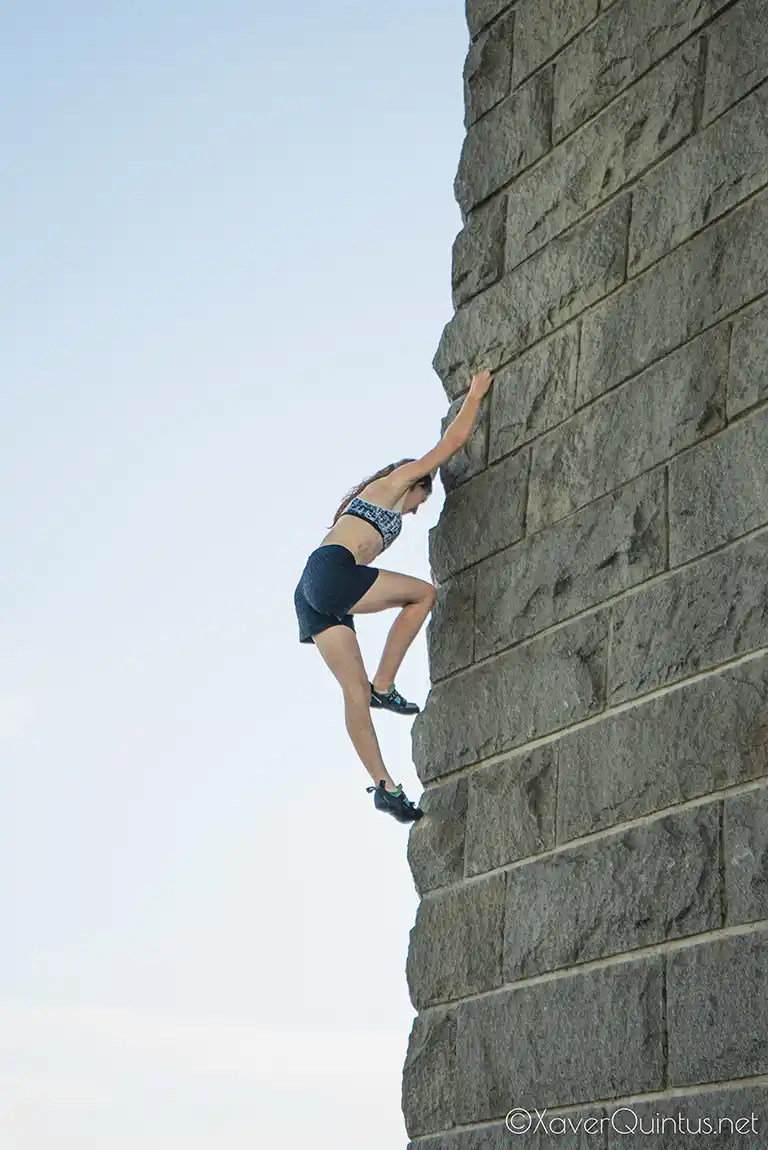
349, 570, 437, 694
312, 623, 397, 791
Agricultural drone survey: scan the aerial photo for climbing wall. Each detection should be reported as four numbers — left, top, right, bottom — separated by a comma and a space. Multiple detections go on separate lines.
404, 0, 768, 1144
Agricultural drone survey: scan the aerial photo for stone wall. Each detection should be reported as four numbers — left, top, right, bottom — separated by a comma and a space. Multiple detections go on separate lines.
403, 0, 768, 1143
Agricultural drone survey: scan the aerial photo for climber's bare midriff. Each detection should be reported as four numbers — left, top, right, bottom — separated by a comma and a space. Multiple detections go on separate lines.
318, 517, 385, 566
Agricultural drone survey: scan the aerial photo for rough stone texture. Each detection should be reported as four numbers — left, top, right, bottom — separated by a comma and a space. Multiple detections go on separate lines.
725, 787, 768, 926
667, 931, 768, 1085
411, 1107, 609, 1150
529, 325, 728, 533
427, 570, 475, 682
466, 745, 557, 876
406, 873, 506, 1008
578, 188, 768, 404
475, 470, 665, 658
669, 405, 768, 565
407, 1, 768, 1136
457, 957, 664, 1122
513, 0, 598, 88
408, 777, 468, 896
606, 1087, 768, 1147
412, 611, 608, 782
507, 44, 698, 271
729, 297, 768, 418
434, 196, 629, 400
439, 394, 489, 493
429, 449, 529, 582
488, 323, 579, 461
703, 0, 768, 125
452, 195, 507, 308
504, 806, 720, 980
553, 0, 731, 141
402, 1006, 456, 1138
464, 10, 515, 126
630, 81, 768, 274
608, 531, 768, 705
455, 71, 552, 215
466, 0, 514, 41
556, 653, 768, 841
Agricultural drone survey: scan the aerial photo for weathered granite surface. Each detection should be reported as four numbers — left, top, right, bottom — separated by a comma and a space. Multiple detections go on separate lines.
556, 653, 768, 840
667, 931, 768, 1084
405, 0, 768, 1138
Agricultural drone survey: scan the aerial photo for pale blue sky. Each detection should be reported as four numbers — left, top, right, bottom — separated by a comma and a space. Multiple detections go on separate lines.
2, 1, 468, 1146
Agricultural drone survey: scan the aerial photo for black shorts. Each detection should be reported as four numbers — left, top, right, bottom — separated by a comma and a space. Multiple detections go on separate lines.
293, 544, 380, 644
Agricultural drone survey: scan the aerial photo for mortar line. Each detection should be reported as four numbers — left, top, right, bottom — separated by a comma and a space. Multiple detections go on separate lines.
422, 643, 768, 791
409, 1073, 768, 1143
465, 0, 744, 212
442, 288, 768, 498
720, 799, 729, 929
453, 169, 768, 394
420, 775, 768, 902
414, 918, 768, 1017
431, 520, 768, 693
663, 465, 671, 570
468, 0, 518, 46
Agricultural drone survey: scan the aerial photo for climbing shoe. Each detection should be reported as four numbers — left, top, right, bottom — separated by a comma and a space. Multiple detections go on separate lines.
369, 682, 421, 715
366, 780, 424, 823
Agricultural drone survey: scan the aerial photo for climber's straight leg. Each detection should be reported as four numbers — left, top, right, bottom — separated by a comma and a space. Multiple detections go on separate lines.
349, 570, 437, 693
312, 623, 398, 791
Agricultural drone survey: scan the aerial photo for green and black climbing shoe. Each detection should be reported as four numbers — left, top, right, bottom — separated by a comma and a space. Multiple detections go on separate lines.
370, 682, 421, 716
366, 780, 424, 823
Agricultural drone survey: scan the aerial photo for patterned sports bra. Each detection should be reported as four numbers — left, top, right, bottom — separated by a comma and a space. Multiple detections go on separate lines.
341, 496, 402, 551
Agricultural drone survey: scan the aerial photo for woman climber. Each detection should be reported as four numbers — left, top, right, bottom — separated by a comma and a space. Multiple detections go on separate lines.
293, 369, 494, 823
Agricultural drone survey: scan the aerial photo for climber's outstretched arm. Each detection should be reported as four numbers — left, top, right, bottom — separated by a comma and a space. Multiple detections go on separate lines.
385, 369, 494, 495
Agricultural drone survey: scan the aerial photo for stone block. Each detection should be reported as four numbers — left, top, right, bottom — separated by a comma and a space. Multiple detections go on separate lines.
457, 957, 664, 1121
465, 10, 515, 125
435, 197, 629, 400
667, 930, 768, 1085
440, 394, 489, 493
406, 873, 506, 1008
452, 195, 507, 308
402, 1006, 456, 1138
412, 1108, 608, 1150
703, 0, 768, 125
630, 82, 768, 274
725, 787, 768, 926
508, 44, 698, 271
578, 189, 768, 404
429, 449, 529, 582
408, 777, 469, 896
488, 324, 579, 460
557, 654, 768, 841
553, 0, 730, 141
412, 611, 608, 782
513, 0, 598, 88
466, 744, 557, 876
427, 569, 476, 682
476, 470, 665, 658
455, 71, 552, 215
729, 297, 768, 418
504, 806, 720, 980
466, 0, 513, 40
530, 326, 728, 533
408, 1131, 511, 1150
609, 532, 768, 705
669, 406, 768, 565
606, 1086, 768, 1146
